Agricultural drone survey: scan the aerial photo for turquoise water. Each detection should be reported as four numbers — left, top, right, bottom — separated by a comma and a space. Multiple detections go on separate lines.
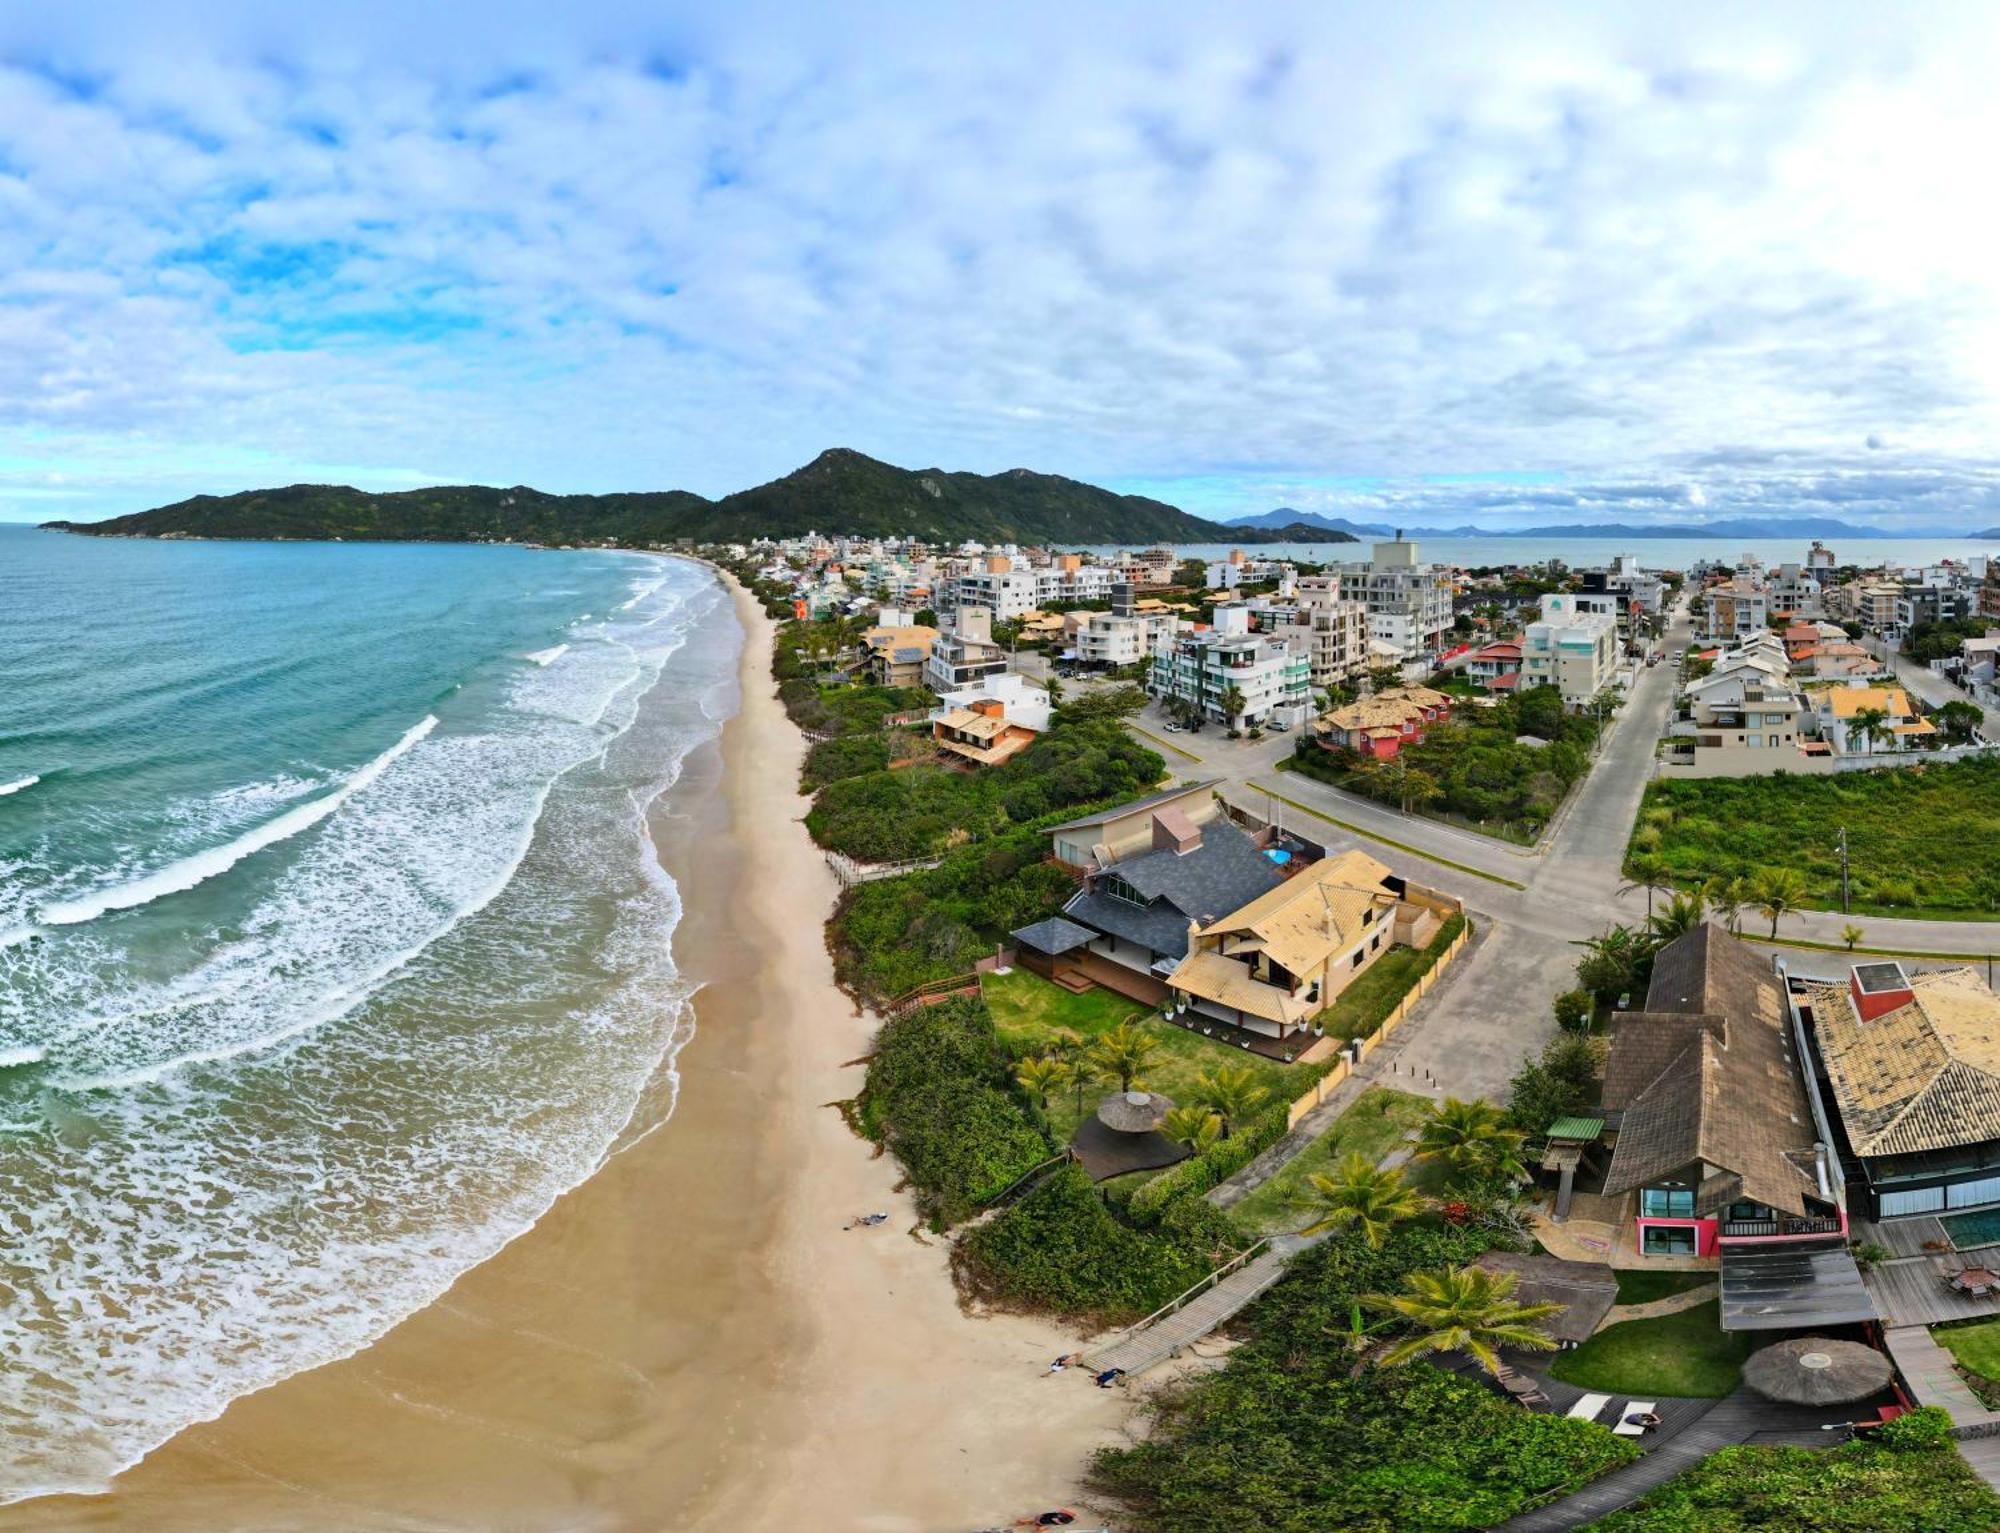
0, 526, 735, 1498
1942, 1207, 2000, 1249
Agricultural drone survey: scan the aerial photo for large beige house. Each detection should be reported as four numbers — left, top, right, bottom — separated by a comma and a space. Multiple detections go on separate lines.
1167, 849, 1448, 1045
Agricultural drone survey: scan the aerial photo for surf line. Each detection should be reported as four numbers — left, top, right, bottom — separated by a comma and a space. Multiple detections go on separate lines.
0, 776, 39, 797
36, 717, 439, 929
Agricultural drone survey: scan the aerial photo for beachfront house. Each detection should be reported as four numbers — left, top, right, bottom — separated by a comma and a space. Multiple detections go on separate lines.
930, 698, 1041, 768
1798, 962, 2000, 1222
1597, 926, 1867, 1328
862, 620, 938, 688
1016, 797, 1282, 1006
1165, 849, 1447, 1048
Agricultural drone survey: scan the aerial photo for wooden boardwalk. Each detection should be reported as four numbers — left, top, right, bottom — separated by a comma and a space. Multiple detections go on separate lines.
1082, 1235, 1309, 1377
1883, 1325, 1992, 1421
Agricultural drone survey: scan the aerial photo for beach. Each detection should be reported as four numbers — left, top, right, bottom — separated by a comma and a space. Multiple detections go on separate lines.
1, 566, 1122, 1532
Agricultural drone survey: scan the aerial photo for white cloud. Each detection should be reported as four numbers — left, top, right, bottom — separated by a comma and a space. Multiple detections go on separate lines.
3, 2, 2000, 523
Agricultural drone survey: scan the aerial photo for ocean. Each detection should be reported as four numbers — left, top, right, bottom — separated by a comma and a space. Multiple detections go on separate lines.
0, 526, 735, 1500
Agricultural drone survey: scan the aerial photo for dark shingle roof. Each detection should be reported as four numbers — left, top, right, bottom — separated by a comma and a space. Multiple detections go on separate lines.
1009, 916, 1098, 958
1060, 820, 1282, 962
1602, 924, 1819, 1218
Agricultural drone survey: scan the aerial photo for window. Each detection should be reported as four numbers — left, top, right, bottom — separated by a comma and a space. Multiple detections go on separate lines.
1639, 1187, 1695, 1218
1643, 1226, 1698, 1257
1100, 874, 1147, 907
1351, 950, 1365, 969
1769, 735, 1780, 748
1371, 932, 1382, 951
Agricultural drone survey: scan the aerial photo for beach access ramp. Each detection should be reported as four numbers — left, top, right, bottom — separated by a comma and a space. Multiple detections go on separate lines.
1081, 1234, 1314, 1379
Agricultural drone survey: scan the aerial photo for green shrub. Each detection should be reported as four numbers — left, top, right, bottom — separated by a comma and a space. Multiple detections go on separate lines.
1582, 1408, 1998, 1530
863, 995, 1051, 1224
1634, 757, 2000, 917
801, 732, 890, 790
1553, 989, 1593, 1033
1090, 1224, 1635, 1532
953, 1163, 1234, 1324
1127, 1101, 1294, 1223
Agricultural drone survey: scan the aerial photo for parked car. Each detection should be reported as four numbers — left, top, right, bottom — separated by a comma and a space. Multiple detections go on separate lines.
1267, 718, 1290, 731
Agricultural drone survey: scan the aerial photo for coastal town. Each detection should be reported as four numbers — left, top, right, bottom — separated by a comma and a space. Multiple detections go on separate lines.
720, 530, 2000, 1529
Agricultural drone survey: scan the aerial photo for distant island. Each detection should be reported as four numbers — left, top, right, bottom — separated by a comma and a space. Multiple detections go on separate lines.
43, 448, 1358, 549
1226, 507, 2000, 540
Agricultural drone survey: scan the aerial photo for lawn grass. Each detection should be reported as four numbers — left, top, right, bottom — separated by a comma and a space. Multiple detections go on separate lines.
1228, 1086, 1437, 1236
1548, 1301, 1752, 1399
981, 968, 1305, 1146
1635, 756, 2000, 919
1935, 1317, 2000, 1385
1612, 1269, 1715, 1305
1313, 913, 1467, 1042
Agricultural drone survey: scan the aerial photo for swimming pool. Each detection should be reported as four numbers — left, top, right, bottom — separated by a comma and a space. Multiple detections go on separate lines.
1941, 1207, 2000, 1249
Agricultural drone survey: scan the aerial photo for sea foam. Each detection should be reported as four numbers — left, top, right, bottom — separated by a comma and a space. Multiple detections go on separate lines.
0, 776, 39, 797
36, 717, 438, 929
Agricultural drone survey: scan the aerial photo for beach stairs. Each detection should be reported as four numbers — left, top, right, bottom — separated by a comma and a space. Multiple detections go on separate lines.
1082, 1234, 1315, 1379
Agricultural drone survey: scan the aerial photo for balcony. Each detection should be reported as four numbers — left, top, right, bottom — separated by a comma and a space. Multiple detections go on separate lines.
1720, 1215, 1844, 1239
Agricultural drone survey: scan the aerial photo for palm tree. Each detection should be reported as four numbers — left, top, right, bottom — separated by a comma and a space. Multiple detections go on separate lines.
1087, 1022, 1159, 1093
1647, 889, 1708, 947
1362, 1265, 1564, 1376
1194, 1066, 1270, 1139
1160, 1105, 1222, 1154
1045, 676, 1065, 709
1619, 853, 1673, 919
1841, 923, 1866, 952
1849, 705, 1888, 757
1014, 1055, 1070, 1113
1703, 874, 1748, 936
1752, 866, 1810, 939
1221, 684, 1247, 731
1415, 1097, 1527, 1185
1571, 923, 1643, 1003
1297, 1153, 1424, 1248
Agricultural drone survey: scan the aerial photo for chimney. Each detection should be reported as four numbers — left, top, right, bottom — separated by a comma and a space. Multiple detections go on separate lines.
1151, 807, 1203, 855
1850, 961, 1915, 1022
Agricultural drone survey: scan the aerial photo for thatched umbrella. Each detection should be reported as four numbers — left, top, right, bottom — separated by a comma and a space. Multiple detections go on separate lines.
1096, 1090, 1174, 1134
1743, 1337, 1893, 1405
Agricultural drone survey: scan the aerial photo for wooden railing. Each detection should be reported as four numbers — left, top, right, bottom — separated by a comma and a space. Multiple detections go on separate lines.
883, 971, 981, 1016
981, 1149, 1077, 1211
1109, 1236, 1274, 1340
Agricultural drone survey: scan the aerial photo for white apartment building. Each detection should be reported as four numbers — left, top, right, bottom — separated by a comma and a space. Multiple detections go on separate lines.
1074, 610, 1178, 668
1520, 594, 1620, 705
1768, 563, 1823, 619
954, 564, 1041, 619
930, 671, 1054, 733
1271, 573, 1367, 690
924, 605, 1011, 693
1149, 608, 1313, 727
1700, 575, 1770, 642
1335, 539, 1454, 661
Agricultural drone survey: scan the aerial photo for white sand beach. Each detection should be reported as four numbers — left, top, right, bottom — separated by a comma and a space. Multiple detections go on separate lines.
0, 568, 1124, 1533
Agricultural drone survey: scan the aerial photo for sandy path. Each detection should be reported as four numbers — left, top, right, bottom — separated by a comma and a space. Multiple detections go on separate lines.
1, 566, 1123, 1533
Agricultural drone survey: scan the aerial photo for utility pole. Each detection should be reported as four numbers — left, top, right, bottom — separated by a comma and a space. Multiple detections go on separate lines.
1839, 825, 1850, 914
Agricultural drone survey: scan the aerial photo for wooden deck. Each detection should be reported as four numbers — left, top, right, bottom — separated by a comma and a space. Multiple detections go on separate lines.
1856, 1214, 1951, 1258
1861, 1242, 2000, 1328
1883, 1325, 1994, 1422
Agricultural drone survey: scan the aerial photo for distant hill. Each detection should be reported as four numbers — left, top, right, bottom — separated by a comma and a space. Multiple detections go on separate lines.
45, 449, 1350, 548
1224, 510, 1986, 539
1228, 507, 1393, 537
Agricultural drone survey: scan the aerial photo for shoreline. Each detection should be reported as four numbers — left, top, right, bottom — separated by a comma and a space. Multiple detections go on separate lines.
1, 561, 1121, 1531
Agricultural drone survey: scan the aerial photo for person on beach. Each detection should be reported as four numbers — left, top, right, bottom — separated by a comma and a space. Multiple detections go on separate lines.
843, 1212, 889, 1229
1093, 1367, 1124, 1389
1045, 1352, 1078, 1375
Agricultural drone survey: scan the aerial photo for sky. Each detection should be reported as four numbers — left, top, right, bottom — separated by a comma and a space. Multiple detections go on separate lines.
8, 2, 2000, 529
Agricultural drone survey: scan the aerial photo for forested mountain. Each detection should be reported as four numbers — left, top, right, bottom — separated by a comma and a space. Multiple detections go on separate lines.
46, 448, 1352, 547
